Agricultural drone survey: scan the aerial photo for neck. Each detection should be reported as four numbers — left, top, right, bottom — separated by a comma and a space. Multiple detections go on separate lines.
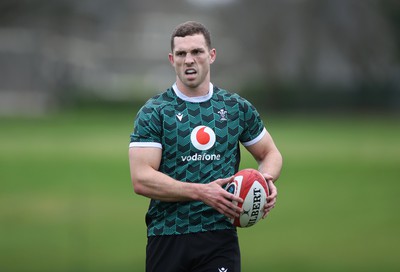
175, 80, 210, 97
173, 82, 213, 103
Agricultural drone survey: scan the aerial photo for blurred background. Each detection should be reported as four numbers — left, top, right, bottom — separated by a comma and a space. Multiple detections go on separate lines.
1, 0, 400, 115
1, 0, 399, 271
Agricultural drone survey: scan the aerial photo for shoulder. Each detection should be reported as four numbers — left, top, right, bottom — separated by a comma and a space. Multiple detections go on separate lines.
213, 86, 257, 110
139, 88, 176, 114
144, 88, 175, 107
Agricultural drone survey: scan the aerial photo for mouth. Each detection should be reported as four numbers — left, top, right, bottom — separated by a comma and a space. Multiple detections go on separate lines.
185, 68, 197, 76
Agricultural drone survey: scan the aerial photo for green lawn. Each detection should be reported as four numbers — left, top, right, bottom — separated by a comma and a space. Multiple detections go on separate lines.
1, 109, 399, 272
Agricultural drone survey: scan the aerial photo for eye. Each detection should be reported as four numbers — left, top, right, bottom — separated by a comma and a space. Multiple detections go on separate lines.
175, 51, 186, 57
191, 49, 203, 56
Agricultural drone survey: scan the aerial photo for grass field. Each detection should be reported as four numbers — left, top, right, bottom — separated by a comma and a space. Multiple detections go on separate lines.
1, 108, 399, 272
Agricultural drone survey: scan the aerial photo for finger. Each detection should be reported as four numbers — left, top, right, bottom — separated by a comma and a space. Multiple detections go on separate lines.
262, 209, 271, 219
221, 193, 243, 217
218, 202, 242, 219
228, 200, 243, 215
226, 208, 241, 219
216, 176, 234, 187
266, 180, 277, 201
265, 203, 275, 212
223, 193, 243, 215
262, 173, 274, 181
262, 204, 276, 219
265, 198, 276, 209
266, 193, 277, 202
224, 190, 243, 203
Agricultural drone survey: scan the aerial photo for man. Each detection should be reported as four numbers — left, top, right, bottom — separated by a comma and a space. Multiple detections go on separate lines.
129, 21, 282, 272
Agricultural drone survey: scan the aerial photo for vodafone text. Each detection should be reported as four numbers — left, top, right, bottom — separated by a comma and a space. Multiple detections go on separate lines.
181, 153, 221, 162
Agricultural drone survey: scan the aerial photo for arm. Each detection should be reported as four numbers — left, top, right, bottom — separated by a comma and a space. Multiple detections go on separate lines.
245, 129, 283, 218
245, 129, 282, 182
128, 147, 243, 218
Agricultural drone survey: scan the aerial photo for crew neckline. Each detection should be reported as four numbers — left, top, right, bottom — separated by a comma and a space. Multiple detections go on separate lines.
172, 83, 213, 103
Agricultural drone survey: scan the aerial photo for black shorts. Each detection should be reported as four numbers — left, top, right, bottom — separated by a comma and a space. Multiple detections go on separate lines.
146, 229, 241, 272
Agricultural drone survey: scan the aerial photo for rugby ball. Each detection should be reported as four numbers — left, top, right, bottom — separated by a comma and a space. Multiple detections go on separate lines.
226, 169, 269, 228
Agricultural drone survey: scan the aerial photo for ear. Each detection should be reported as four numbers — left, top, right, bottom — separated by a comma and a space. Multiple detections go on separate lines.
209, 48, 216, 64
168, 53, 174, 65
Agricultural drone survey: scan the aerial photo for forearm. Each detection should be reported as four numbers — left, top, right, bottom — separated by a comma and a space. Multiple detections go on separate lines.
132, 166, 202, 202
246, 132, 283, 183
129, 147, 202, 202
257, 149, 283, 182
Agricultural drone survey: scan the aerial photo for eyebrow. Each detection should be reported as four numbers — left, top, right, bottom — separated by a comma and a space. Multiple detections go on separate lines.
174, 48, 205, 54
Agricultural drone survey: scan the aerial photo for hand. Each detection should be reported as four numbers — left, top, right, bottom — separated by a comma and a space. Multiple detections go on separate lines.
200, 176, 243, 220
262, 173, 277, 219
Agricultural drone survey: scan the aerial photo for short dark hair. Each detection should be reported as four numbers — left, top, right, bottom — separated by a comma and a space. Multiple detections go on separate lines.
170, 21, 212, 51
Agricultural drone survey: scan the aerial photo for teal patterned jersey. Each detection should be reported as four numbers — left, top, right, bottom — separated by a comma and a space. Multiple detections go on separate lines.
130, 83, 266, 236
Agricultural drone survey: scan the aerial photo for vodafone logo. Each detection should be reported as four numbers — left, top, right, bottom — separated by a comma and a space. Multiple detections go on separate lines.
181, 126, 220, 161
190, 126, 216, 151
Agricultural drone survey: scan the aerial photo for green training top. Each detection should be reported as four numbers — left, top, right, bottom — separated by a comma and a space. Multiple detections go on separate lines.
130, 83, 266, 236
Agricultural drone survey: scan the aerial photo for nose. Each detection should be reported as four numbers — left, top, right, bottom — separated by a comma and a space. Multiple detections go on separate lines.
185, 53, 195, 64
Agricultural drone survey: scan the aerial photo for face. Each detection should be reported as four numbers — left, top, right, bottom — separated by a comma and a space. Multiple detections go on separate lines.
169, 34, 216, 94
